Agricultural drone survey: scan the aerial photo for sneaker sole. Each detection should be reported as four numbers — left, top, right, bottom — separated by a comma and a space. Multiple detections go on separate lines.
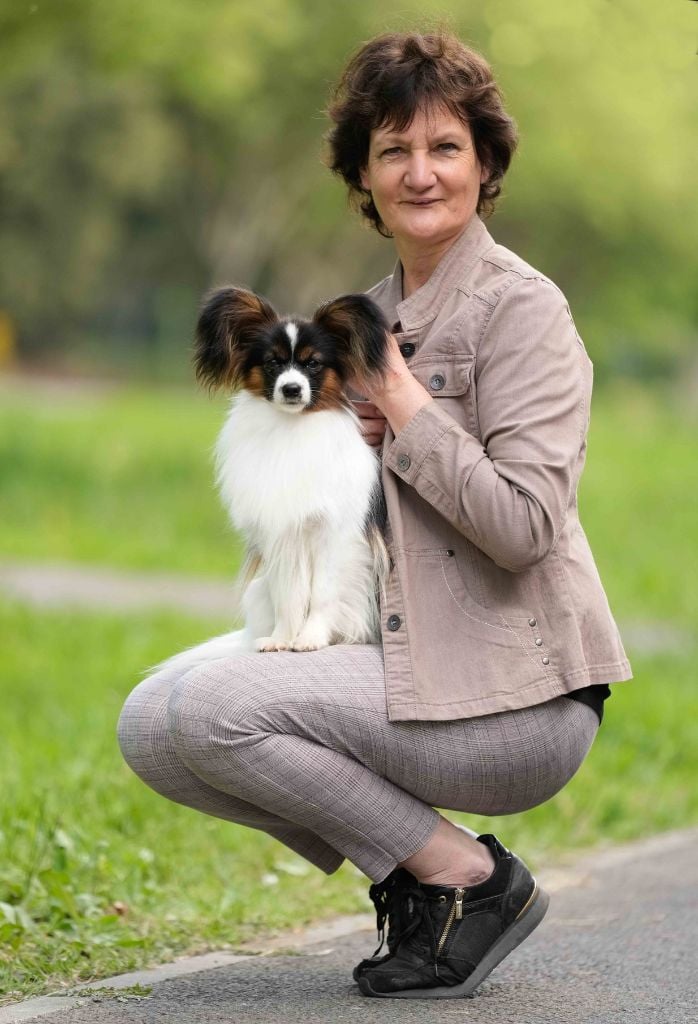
358, 882, 549, 1000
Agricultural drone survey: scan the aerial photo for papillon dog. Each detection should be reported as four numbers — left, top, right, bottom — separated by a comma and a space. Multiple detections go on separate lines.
157, 286, 391, 676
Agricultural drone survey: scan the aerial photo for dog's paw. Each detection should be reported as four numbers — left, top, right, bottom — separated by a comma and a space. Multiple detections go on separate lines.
290, 629, 330, 652
255, 636, 292, 652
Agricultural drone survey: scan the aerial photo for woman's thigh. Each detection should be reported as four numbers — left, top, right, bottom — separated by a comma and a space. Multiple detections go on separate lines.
166, 643, 599, 817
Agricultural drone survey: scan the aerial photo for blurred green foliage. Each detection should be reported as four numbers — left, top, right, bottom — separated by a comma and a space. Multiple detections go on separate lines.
0, 0, 695, 380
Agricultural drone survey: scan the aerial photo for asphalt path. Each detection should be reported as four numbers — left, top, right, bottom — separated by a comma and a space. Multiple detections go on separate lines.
4, 829, 696, 1024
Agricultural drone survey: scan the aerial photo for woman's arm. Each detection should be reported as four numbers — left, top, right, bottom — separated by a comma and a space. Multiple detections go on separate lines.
357, 277, 591, 572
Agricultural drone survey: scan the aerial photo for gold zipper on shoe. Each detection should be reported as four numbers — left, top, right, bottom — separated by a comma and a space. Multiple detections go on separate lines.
436, 887, 466, 956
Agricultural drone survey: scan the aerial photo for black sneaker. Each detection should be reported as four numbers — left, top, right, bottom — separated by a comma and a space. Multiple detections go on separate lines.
351, 867, 417, 981
357, 834, 549, 999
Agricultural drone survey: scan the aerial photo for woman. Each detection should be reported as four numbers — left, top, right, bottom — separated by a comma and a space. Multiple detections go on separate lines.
117, 31, 632, 1000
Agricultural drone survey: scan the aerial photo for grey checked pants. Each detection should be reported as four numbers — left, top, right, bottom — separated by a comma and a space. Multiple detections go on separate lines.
117, 644, 598, 881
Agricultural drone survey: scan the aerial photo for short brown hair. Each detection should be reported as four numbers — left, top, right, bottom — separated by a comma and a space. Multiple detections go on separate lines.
325, 31, 518, 235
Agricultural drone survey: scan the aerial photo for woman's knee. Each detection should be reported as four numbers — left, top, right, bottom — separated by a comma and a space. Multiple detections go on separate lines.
117, 668, 183, 779
166, 655, 269, 771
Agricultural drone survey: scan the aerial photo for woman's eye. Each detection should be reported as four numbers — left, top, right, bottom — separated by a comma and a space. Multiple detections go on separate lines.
437, 142, 458, 152
382, 147, 402, 157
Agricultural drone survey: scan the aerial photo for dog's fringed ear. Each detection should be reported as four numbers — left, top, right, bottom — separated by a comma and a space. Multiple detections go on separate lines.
194, 286, 278, 390
312, 294, 390, 383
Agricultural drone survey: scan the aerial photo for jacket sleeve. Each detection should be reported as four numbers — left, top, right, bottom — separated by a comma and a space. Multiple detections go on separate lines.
384, 276, 591, 572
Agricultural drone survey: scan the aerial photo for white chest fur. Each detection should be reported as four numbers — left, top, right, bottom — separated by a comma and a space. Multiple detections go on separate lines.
215, 392, 380, 551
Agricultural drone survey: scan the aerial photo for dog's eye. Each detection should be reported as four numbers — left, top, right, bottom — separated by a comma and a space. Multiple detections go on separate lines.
306, 359, 320, 369
265, 357, 281, 368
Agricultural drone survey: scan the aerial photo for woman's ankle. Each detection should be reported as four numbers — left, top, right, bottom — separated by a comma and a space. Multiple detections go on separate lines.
414, 847, 495, 887
399, 816, 496, 887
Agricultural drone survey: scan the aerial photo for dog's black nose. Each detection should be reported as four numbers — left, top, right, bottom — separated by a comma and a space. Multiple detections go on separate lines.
282, 383, 302, 399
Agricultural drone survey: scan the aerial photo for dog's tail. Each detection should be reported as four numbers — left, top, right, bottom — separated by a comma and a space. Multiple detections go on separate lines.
366, 480, 390, 615
368, 521, 391, 611
147, 627, 253, 678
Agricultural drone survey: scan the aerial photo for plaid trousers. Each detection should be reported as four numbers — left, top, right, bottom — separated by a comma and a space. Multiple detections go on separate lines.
117, 644, 598, 881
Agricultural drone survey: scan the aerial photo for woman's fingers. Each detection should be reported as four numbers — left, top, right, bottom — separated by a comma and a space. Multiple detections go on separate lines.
351, 399, 387, 447
365, 430, 387, 447
352, 399, 384, 419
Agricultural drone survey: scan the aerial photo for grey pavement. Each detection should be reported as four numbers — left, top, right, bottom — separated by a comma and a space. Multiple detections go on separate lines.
0, 561, 237, 620
3, 829, 696, 1024
1, 559, 694, 656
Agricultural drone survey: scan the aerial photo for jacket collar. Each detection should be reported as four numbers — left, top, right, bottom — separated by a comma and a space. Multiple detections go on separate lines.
384, 214, 495, 332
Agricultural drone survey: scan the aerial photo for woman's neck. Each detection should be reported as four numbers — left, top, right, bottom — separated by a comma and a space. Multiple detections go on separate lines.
397, 223, 471, 299
398, 238, 453, 298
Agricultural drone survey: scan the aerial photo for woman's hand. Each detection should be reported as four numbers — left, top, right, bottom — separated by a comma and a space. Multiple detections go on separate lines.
352, 399, 388, 448
349, 331, 433, 438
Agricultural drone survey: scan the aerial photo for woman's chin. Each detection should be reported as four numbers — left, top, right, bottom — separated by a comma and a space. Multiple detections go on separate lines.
393, 215, 460, 246
387, 205, 474, 246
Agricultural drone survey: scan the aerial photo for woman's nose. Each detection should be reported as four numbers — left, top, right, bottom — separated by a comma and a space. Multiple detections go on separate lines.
403, 153, 436, 191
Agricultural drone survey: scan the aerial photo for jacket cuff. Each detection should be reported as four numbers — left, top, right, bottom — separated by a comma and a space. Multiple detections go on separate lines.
385, 400, 484, 485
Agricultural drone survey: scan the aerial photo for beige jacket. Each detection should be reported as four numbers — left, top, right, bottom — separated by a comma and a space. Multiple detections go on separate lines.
366, 213, 633, 721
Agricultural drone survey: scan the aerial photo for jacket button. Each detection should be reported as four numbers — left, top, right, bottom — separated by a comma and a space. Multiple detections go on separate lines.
400, 342, 416, 357
528, 617, 537, 627
535, 638, 543, 646
387, 614, 401, 631
542, 656, 550, 665
429, 373, 445, 391
446, 549, 454, 556
397, 454, 411, 471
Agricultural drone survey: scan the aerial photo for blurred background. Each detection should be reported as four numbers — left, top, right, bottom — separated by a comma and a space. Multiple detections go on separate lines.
1, 0, 696, 1006
1, 0, 696, 383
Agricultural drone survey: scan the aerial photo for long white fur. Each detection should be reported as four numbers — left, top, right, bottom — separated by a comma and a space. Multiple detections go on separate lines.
153, 389, 385, 676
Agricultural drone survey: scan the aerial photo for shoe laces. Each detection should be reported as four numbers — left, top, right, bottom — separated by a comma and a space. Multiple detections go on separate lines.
366, 880, 445, 975
367, 875, 394, 957
388, 885, 441, 970
367, 871, 416, 958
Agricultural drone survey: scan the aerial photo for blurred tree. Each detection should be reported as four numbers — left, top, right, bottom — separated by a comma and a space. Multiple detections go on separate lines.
0, 0, 695, 380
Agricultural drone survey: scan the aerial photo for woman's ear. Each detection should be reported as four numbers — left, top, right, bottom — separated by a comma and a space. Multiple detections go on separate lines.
359, 165, 371, 191
194, 287, 278, 390
313, 294, 389, 383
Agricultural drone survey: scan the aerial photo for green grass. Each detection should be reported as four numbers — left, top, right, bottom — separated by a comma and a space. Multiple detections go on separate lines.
0, 382, 239, 576
577, 380, 698, 627
0, 375, 696, 1002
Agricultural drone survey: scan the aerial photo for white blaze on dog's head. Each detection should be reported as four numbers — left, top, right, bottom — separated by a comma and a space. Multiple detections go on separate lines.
284, 322, 298, 352
272, 321, 311, 413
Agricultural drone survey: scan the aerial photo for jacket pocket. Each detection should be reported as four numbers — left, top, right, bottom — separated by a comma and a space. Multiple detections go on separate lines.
401, 548, 527, 652
408, 354, 473, 396
407, 355, 479, 438
439, 546, 534, 630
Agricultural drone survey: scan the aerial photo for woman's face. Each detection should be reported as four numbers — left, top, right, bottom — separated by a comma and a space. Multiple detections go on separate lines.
360, 104, 487, 249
